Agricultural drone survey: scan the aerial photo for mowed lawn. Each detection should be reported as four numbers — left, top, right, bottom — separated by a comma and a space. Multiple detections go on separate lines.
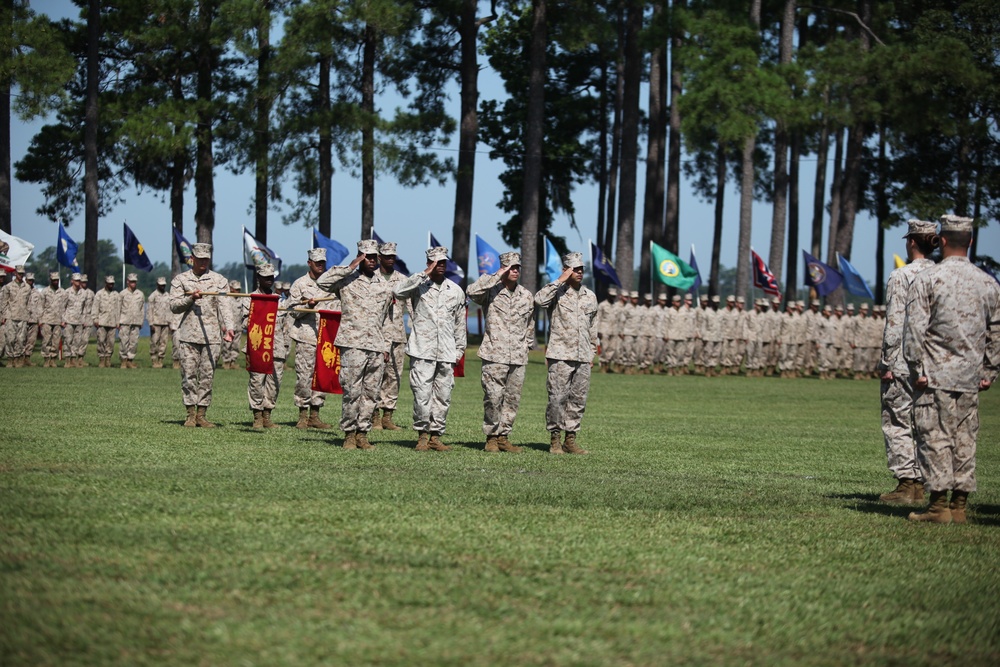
2, 345, 999, 666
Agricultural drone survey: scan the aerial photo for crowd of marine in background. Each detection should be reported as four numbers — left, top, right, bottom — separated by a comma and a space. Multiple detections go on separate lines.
0, 268, 298, 370
594, 288, 884, 380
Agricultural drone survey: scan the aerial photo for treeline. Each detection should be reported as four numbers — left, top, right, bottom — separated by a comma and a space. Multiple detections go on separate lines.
3, 0, 997, 301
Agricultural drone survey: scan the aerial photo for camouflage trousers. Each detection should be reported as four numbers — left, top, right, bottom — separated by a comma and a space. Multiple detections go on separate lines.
62, 324, 84, 360
248, 358, 285, 410
24, 322, 39, 359
171, 329, 181, 362
96, 326, 116, 358
149, 324, 170, 360
799, 339, 816, 372
545, 359, 592, 434
700, 340, 720, 369
40, 324, 62, 359
620, 335, 638, 366
119, 325, 140, 361
666, 339, 686, 369
179, 340, 221, 407
409, 357, 455, 434
377, 342, 406, 410
222, 336, 241, 366
852, 347, 869, 373
637, 336, 656, 369
292, 340, 325, 408
339, 347, 385, 432
721, 339, 739, 368
914, 388, 979, 493
481, 361, 526, 437
779, 342, 799, 371
744, 339, 763, 370
881, 376, 922, 481
598, 334, 617, 366
765, 340, 780, 368
4, 320, 26, 358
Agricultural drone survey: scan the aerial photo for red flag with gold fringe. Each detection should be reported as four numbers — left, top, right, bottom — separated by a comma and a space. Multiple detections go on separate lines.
245, 294, 280, 373
312, 310, 343, 394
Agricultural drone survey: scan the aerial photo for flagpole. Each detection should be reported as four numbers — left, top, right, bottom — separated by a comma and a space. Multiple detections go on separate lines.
122, 220, 126, 286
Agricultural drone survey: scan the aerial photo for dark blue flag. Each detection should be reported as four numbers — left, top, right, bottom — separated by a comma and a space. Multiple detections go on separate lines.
123, 223, 154, 272
589, 240, 621, 287
313, 228, 350, 265
802, 250, 842, 297
429, 232, 464, 285
172, 227, 193, 266
371, 230, 409, 275
57, 225, 80, 271
688, 245, 703, 294
476, 235, 501, 275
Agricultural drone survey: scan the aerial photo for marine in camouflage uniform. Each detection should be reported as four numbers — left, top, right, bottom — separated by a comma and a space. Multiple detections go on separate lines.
92, 276, 121, 367
118, 273, 146, 368
221, 280, 244, 369
77, 276, 95, 363
534, 252, 598, 455
315, 239, 393, 450
169, 243, 237, 428
467, 251, 535, 452
394, 246, 467, 452
61, 274, 87, 367
0, 266, 30, 365
242, 263, 285, 430
877, 219, 936, 504
594, 287, 619, 372
904, 215, 1000, 524
147, 277, 172, 368
23, 274, 41, 365
288, 248, 335, 429
39, 272, 66, 367
373, 242, 409, 431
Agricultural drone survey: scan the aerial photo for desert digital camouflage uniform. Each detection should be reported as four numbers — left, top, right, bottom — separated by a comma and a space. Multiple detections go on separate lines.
653, 297, 670, 368
288, 270, 335, 411
0, 272, 30, 360
393, 261, 467, 436
467, 264, 535, 443
799, 303, 820, 373
903, 255, 1000, 496
535, 268, 598, 440
278, 282, 293, 359
815, 307, 837, 377
866, 309, 883, 373
62, 280, 88, 365
743, 301, 764, 374
636, 298, 658, 372
679, 297, 697, 370
595, 291, 619, 369
118, 280, 146, 366
23, 278, 41, 363
619, 294, 640, 372
718, 298, 739, 372
777, 305, 798, 375
757, 299, 775, 373
170, 310, 182, 367
92, 280, 121, 364
735, 299, 750, 371
700, 298, 722, 374
315, 256, 393, 435
38, 277, 66, 364
0, 274, 8, 363
880, 257, 934, 484
169, 265, 235, 409
219, 281, 243, 369
147, 282, 172, 366
375, 261, 410, 418
663, 297, 682, 371
241, 288, 286, 414
77, 279, 94, 360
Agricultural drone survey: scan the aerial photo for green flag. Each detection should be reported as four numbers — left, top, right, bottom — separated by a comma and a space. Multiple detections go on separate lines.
651, 242, 698, 290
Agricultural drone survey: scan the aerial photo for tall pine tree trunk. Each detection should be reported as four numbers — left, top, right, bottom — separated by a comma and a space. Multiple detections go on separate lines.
735, 0, 762, 301
826, 126, 844, 267
784, 132, 800, 303
709, 144, 726, 297
254, 0, 271, 244
663, 0, 684, 255
361, 23, 376, 241
639, 3, 666, 293
318, 55, 332, 237
768, 0, 795, 286
194, 0, 215, 246
84, 0, 100, 279
874, 128, 888, 303
519, 0, 546, 294
811, 88, 829, 259
614, 0, 642, 292
0, 0, 9, 235
603, 6, 625, 258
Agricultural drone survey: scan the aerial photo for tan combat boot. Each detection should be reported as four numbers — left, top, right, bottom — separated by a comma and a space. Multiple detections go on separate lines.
549, 431, 564, 455
371, 409, 383, 430
908, 491, 952, 524
879, 479, 916, 505
195, 407, 216, 428
428, 433, 451, 451
262, 410, 280, 429
911, 480, 926, 504
296, 407, 310, 429
415, 432, 430, 452
950, 491, 969, 524
23, 356, 36, 367
77, 358, 88, 368
183, 406, 197, 428
355, 432, 375, 450
485, 436, 500, 453
120, 360, 129, 369
251, 410, 264, 430
381, 409, 402, 431
172, 361, 181, 369
563, 432, 588, 455
307, 407, 331, 429
343, 432, 357, 450
498, 435, 522, 454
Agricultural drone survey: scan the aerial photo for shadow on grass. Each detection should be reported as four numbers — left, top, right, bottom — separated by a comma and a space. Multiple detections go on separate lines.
827, 492, 921, 520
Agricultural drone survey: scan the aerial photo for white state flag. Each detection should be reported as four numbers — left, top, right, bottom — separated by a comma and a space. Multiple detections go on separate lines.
0, 229, 34, 272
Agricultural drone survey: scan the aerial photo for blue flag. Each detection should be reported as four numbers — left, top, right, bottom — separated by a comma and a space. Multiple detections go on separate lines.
544, 237, 563, 284
172, 227, 193, 266
476, 235, 501, 275
123, 223, 153, 272
57, 225, 80, 271
837, 254, 874, 299
802, 250, 842, 297
313, 228, 350, 265
589, 240, 621, 287
688, 245, 703, 294
429, 232, 464, 285
372, 230, 408, 275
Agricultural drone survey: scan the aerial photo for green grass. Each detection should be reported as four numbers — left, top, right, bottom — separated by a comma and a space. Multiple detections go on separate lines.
2, 343, 999, 666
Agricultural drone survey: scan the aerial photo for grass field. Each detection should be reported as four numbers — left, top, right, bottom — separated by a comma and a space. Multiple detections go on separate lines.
2, 344, 999, 666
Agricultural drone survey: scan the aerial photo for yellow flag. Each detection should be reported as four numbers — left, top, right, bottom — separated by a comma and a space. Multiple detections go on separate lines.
893, 254, 906, 269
